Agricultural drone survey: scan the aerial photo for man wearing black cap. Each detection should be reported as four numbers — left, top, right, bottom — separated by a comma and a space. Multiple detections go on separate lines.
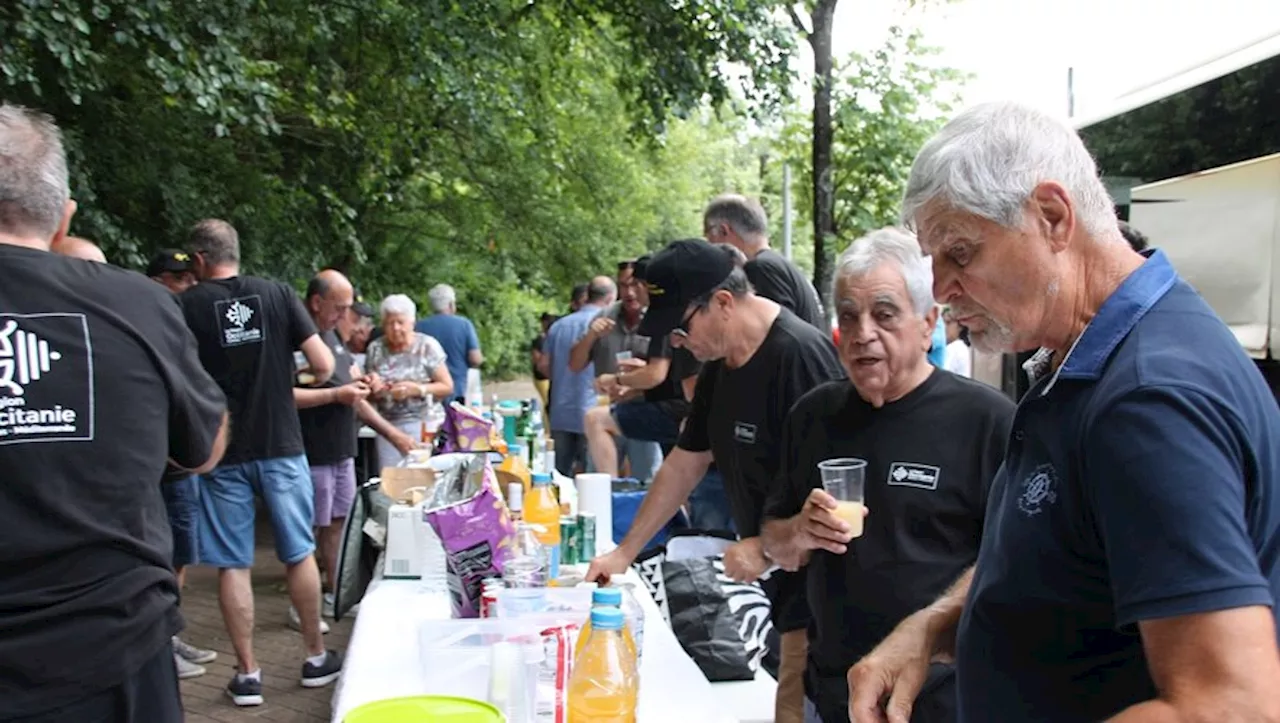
147, 248, 197, 294
586, 238, 846, 723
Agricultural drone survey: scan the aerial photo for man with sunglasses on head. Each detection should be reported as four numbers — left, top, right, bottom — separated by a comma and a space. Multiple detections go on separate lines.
586, 239, 846, 723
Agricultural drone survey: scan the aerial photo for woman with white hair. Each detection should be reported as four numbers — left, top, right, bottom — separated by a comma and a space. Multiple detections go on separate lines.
364, 294, 453, 467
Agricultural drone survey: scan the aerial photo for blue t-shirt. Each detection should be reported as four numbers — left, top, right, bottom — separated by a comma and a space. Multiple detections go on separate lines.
927, 316, 947, 367
956, 250, 1280, 722
544, 306, 600, 434
415, 314, 479, 401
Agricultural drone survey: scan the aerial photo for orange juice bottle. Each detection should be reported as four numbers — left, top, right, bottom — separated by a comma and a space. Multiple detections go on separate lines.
574, 589, 636, 662
569, 607, 638, 722
524, 473, 561, 578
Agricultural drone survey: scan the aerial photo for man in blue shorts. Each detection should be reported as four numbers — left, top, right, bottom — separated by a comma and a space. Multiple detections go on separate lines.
180, 220, 343, 707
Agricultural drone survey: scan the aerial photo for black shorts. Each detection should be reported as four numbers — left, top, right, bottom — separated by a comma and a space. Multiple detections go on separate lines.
3, 641, 182, 723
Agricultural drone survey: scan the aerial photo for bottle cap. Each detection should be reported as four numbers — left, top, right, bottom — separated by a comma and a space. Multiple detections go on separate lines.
592, 587, 623, 607
532, 472, 553, 485
590, 606, 625, 630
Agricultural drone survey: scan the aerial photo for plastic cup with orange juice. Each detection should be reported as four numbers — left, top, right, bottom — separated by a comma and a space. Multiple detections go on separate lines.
819, 458, 867, 539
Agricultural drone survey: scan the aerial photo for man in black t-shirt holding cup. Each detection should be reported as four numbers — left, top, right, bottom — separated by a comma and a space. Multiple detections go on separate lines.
760, 228, 1014, 723
0, 104, 229, 722
586, 239, 846, 723
180, 220, 343, 706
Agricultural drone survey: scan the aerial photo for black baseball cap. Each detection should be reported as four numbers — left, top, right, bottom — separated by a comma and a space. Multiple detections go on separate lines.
636, 239, 736, 338
146, 249, 193, 277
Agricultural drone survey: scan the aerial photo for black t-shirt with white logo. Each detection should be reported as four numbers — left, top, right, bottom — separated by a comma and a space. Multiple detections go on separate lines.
764, 372, 1013, 678
299, 329, 357, 465
180, 276, 316, 464
0, 245, 226, 716
745, 249, 827, 331
678, 308, 846, 631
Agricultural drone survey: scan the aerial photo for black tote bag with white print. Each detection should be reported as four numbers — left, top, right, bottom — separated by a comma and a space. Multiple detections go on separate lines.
631, 530, 773, 681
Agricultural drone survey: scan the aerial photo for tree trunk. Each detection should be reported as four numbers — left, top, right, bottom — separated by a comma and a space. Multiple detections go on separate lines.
810, 0, 838, 318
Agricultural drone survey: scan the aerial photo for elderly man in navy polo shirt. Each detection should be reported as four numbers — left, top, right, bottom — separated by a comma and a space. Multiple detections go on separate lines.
848, 101, 1280, 723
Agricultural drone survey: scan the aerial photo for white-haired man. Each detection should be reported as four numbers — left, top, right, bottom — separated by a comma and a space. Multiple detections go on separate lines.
761, 228, 1013, 723
849, 102, 1280, 723
416, 283, 482, 405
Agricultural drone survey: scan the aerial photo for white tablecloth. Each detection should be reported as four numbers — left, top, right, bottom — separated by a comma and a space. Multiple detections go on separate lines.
331, 572, 739, 723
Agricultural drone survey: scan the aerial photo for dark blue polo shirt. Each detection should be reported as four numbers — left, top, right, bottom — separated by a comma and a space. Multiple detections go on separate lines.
956, 250, 1280, 722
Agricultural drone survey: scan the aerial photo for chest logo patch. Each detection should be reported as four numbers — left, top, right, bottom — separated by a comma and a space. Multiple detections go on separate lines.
0, 314, 95, 445
1017, 463, 1059, 516
215, 295, 265, 347
887, 462, 940, 490
733, 422, 757, 444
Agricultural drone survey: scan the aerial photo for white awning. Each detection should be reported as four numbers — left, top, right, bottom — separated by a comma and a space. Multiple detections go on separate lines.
1074, 31, 1280, 130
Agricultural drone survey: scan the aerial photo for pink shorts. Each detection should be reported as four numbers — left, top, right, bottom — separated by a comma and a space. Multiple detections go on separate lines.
310, 458, 356, 526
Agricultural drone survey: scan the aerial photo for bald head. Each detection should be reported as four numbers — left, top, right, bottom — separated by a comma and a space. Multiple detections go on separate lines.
53, 235, 106, 263
306, 268, 355, 332
587, 275, 617, 307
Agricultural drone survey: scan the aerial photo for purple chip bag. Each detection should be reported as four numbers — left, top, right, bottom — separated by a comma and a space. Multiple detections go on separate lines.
440, 402, 504, 455
424, 457, 517, 617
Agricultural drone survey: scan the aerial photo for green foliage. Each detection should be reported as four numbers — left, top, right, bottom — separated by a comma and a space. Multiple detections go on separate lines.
1, 0, 793, 378
771, 26, 965, 286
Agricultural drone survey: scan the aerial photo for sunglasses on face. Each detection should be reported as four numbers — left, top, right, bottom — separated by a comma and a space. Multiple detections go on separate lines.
671, 304, 703, 338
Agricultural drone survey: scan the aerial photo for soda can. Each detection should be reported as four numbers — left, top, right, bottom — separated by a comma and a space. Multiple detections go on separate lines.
560, 515, 580, 566
480, 578, 503, 618
578, 512, 596, 560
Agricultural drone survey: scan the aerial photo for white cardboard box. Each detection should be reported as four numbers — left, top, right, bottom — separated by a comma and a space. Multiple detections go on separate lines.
384, 502, 425, 579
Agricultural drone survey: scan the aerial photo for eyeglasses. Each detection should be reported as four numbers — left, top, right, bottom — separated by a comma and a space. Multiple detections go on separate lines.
671, 304, 703, 338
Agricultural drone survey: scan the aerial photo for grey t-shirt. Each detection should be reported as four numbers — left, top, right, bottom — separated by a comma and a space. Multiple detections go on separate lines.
365, 332, 448, 427
588, 303, 650, 374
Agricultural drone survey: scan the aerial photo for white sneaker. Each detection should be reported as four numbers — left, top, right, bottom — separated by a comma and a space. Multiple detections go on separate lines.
174, 652, 206, 679
173, 636, 217, 665
288, 605, 330, 634
323, 592, 335, 619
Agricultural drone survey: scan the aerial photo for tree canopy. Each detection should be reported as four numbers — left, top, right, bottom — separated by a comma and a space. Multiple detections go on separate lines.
2, 0, 961, 376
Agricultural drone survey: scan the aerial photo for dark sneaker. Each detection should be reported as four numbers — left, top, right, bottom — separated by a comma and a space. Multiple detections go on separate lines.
300, 649, 343, 688
226, 674, 264, 706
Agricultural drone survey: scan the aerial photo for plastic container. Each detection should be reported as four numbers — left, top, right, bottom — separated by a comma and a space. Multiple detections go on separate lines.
417, 618, 582, 723
567, 608, 638, 722
525, 473, 562, 578
343, 695, 503, 722
487, 640, 538, 723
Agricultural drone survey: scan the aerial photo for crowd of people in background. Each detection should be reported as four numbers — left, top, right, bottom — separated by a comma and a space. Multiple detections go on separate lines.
6, 91, 1280, 723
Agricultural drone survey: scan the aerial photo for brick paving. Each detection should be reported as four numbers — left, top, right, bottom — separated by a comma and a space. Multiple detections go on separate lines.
179, 524, 354, 723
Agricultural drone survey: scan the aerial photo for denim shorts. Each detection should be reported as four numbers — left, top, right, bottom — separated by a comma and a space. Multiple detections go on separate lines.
613, 401, 681, 446
160, 475, 199, 569
197, 454, 316, 568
